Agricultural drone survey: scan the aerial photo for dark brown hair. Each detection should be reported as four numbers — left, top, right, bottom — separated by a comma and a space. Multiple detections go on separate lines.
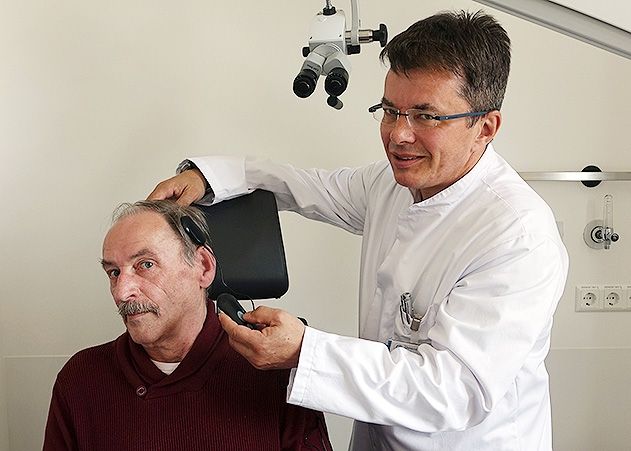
380, 10, 511, 113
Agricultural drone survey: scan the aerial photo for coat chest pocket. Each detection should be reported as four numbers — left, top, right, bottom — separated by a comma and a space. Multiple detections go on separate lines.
392, 296, 438, 347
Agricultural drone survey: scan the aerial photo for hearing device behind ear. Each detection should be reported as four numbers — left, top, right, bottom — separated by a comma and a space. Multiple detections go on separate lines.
181, 216, 206, 246
181, 214, 250, 306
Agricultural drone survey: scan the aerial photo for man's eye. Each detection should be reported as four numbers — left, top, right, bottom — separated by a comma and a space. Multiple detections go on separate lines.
140, 261, 154, 270
107, 269, 120, 279
410, 111, 434, 122
383, 108, 398, 119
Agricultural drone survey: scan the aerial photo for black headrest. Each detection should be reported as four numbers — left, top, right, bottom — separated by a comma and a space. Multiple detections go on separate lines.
197, 190, 289, 300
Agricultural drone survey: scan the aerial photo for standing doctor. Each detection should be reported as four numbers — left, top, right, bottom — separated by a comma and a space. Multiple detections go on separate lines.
148, 10, 568, 451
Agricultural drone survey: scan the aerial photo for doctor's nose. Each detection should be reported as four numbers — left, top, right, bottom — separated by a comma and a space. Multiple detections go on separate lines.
389, 116, 416, 144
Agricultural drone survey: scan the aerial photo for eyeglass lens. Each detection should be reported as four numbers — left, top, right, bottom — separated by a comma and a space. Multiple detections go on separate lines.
373, 108, 439, 129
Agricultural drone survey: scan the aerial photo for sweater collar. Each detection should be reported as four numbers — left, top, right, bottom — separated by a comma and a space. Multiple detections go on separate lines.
116, 304, 229, 398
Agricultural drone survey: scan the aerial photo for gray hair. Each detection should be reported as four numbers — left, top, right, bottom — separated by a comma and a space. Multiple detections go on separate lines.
111, 200, 211, 265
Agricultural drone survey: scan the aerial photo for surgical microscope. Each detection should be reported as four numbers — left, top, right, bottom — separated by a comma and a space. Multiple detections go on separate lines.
293, 0, 387, 109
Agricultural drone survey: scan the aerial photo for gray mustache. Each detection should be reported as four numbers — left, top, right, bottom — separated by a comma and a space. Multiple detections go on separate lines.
118, 301, 160, 317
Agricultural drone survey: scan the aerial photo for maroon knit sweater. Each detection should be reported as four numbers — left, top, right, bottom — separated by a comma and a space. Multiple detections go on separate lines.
43, 310, 332, 451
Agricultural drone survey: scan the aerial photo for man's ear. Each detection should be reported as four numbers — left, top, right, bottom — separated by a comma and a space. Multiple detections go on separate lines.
476, 110, 502, 147
197, 246, 216, 289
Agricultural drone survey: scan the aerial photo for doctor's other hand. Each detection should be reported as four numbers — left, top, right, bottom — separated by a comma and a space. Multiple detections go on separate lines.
147, 168, 206, 206
219, 306, 306, 370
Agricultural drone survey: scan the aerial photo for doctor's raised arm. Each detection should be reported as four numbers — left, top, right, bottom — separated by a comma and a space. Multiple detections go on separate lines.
147, 10, 568, 451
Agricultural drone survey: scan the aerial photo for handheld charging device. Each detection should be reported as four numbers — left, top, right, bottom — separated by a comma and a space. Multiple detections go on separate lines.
217, 293, 256, 329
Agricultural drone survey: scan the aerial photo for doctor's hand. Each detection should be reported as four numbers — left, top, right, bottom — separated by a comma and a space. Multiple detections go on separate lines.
219, 306, 306, 370
147, 169, 206, 206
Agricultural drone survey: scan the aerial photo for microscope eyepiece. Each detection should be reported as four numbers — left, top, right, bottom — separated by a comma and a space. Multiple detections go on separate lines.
324, 67, 349, 97
293, 68, 319, 98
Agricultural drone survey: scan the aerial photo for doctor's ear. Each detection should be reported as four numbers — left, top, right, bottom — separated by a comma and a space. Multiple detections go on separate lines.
476, 110, 502, 146
480, 110, 502, 144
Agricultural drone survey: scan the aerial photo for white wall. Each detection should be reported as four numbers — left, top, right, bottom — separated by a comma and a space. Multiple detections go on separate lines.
1, 1, 630, 450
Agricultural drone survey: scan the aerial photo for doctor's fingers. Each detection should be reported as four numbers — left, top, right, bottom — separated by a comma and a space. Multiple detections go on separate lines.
250, 307, 306, 370
218, 312, 265, 363
244, 307, 306, 352
147, 169, 206, 205
244, 306, 297, 327
221, 309, 305, 370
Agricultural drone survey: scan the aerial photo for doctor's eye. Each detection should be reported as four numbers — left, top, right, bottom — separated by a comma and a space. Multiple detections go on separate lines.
106, 269, 120, 279
408, 110, 438, 127
381, 107, 399, 123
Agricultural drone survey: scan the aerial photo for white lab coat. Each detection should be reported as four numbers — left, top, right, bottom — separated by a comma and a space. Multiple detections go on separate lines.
188, 145, 568, 451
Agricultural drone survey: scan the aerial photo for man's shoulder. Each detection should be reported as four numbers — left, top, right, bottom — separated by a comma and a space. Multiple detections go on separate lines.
365, 159, 394, 182
475, 152, 554, 221
447, 152, 562, 253
362, 159, 408, 201
57, 339, 118, 382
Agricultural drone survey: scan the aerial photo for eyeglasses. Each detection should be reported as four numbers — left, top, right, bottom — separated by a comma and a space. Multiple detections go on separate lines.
368, 103, 489, 129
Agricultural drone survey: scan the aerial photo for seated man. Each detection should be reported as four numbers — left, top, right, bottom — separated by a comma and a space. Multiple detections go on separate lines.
43, 200, 331, 451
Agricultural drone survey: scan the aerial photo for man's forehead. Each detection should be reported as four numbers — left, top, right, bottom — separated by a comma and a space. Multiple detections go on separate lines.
383, 69, 467, 110
102, 211, 178, 259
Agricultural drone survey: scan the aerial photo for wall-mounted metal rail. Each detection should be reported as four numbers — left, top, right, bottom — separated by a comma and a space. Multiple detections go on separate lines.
519, 171, 631, 182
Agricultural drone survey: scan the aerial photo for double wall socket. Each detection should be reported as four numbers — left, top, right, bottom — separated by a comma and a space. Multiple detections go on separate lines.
575, 285, 631, 312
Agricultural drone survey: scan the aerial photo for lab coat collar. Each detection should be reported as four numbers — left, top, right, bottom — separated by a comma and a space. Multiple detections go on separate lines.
409, 144, 496, 210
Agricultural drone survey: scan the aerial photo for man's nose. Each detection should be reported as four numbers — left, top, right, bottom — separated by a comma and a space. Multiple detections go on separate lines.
112, 271, 140, 303
390, 115, 416, 144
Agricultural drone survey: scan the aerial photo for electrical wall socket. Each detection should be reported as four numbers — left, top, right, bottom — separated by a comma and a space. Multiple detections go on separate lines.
575, 284, 631, 312
603, 285, 625, 310
575, 285, 603, 311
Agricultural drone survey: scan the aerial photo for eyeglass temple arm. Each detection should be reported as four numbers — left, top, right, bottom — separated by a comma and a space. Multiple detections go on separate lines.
434, 111, 489, 121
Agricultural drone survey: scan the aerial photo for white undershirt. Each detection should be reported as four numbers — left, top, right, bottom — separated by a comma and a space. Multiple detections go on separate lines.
151, 359, 181, 375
